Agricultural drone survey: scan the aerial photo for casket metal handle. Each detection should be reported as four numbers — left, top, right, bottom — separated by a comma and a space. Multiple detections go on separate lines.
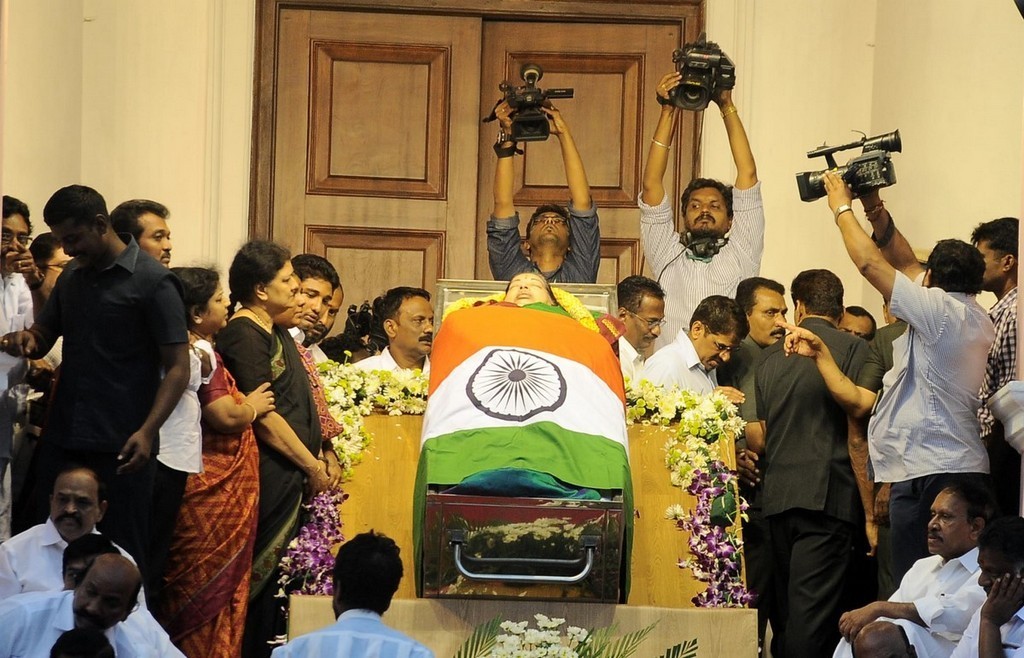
448, 529, 598, 584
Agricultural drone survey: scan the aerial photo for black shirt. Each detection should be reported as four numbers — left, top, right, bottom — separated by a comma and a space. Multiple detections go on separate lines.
755, 317, 868, 524
38, 238, 187, 452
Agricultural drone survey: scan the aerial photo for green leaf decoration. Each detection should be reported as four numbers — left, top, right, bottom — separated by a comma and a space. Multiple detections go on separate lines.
653, 638, 699, 658
452, 616, 502, 658
710, 483, 738, 527
576, 620, 657, 658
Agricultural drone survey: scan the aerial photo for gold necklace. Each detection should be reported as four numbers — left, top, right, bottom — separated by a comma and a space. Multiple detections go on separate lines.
241, 306, 273, 332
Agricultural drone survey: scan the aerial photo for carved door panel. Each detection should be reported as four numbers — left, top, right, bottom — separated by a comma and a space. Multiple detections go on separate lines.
273, 9, 483, 305
474, 21, 694, 284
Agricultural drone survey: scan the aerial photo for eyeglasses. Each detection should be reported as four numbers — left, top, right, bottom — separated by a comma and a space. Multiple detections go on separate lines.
624, 308, 667, 330
1, 231, 32, 247
712, 339, 740, 354
532, 214, 568, 226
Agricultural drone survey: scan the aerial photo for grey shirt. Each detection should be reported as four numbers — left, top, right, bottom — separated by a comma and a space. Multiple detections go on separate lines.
486, 201, 600, 283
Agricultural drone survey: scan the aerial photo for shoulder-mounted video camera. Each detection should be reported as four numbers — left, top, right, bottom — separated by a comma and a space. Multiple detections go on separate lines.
484, 64, 574, 142
796, 130, 902, 202
669, 34, 736, 111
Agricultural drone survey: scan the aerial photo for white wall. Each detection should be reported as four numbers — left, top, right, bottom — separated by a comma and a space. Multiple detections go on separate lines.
2, 0, 1023, 310
2, 0, 253, 271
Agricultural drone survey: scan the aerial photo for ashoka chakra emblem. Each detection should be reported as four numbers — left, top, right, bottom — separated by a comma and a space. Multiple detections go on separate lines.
467, 349, 567, 421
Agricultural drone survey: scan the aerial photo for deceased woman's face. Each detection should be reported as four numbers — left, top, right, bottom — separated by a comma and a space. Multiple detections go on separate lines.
506, 273, 555, 307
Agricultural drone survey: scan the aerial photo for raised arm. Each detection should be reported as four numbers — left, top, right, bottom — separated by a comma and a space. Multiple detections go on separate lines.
778, 319, 877, 417
491, 101, 517, 219
545, 105, 592, 211
712, 89, 757, 189
856, 189, 923, 280
824, 173, 899, 302
641, 72, 681, 207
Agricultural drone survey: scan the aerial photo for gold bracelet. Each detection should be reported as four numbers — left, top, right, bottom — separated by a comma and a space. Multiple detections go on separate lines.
243, 402, 258, 424
651, 138, 671, 150
721, 106, 738, 118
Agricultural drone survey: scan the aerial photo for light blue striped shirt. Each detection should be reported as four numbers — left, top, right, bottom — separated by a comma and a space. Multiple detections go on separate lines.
272, 609, 435, 658
868, 272, 995, 482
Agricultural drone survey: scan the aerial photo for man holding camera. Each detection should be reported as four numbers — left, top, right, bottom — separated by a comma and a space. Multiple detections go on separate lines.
639, 68, 763, 349
487, 102, 599, 284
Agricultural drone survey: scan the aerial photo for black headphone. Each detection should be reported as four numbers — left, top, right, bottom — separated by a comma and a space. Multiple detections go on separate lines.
680, 231, 729, 259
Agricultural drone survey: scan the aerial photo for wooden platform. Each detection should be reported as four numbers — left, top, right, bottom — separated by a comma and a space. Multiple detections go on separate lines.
340, 415, 739, 608
289, 596, 758, 657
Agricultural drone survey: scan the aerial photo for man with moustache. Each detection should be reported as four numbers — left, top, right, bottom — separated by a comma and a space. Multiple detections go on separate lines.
615, 276, 666, 382
641, 294, 748, 395
833, 482, 993, 657
0, 466, 134, 599
110, 199, 173, 267
639, 70, 763, 348
0, 553, 182, 657
715, 276, 788, 653
950, 516, 1024, 658
355, 287, 433, 374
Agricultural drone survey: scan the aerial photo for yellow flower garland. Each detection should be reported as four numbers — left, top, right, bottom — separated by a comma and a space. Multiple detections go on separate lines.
442, 286, 599, 332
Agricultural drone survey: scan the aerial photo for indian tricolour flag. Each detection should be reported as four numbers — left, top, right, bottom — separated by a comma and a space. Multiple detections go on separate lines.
419, 302, 630, 493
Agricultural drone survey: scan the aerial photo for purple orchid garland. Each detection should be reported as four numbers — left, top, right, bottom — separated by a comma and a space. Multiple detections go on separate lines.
278, 490, 348, 597
676, 462, 755, 607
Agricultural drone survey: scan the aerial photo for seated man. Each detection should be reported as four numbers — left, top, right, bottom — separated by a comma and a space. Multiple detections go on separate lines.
488, 102, 598, 283
640, 294, 748, 396
834, 482, 994, 657
0, 465, 135, 599
355, 287, 433, 374
950, 516, 1024, 658
615, 275, 666, 382
0, 553, 183, 657
272, 531, 432, 657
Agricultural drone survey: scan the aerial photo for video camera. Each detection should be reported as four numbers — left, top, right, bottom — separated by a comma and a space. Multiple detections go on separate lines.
795, 130, 902, 202
669, 34, 736, 111
487, 64, 574, 142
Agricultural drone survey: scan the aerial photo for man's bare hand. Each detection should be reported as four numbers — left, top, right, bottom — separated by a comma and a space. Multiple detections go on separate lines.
736, 447, 760, 487
839, 603, 881, 643
778, 320, 825, 359
714, 385, 745, 405
5, 244, 41, 285
712, 87, 734, 109
656, 71, 682, 104
980, 573, 1024, 627
543, 105, 568, 136
1, 330, 39, 357
494, 101, 514, 133
823, 171, 854, 216
117, 430, 154, 475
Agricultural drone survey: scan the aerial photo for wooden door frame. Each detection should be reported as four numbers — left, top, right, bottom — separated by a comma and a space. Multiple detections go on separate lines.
249, 0, 704, 241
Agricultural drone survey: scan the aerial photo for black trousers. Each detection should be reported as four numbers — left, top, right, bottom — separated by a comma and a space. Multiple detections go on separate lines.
146, 461, 189, 610
769, 508, 853, 658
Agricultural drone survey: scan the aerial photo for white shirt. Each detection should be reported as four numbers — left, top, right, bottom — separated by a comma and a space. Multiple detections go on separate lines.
869, 272, 995, 482
0, 273, 33, 459
951, 606, 1024, 658
156, 346, 204, 474
618, 336, 644, 384
0, 519, 138, 601
639, 183, 765, 351
640, 329, 716, 393
310, 343, 330, 364
0, 589, 182, 658
272, 609, 434, 658
354, 347, 430, 375
834, 548, 985, 658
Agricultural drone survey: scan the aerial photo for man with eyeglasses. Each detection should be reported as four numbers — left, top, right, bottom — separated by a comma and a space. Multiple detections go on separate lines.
487, 102, 599, 283
753, 268, 871, 657
0, 195, 43, 542
615, 276, 666, 382
640, 294, 748, 394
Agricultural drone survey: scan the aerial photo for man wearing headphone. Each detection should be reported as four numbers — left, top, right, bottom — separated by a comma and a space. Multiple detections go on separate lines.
639, 65, 764, 350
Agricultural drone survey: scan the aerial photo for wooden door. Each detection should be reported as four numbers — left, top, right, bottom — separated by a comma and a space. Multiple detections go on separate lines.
253, 1, 702, 306
271, 9, 483, 305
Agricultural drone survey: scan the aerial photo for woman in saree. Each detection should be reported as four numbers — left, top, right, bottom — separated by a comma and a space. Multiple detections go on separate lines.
158, 267, 275, 657
216, 241, 331, 658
